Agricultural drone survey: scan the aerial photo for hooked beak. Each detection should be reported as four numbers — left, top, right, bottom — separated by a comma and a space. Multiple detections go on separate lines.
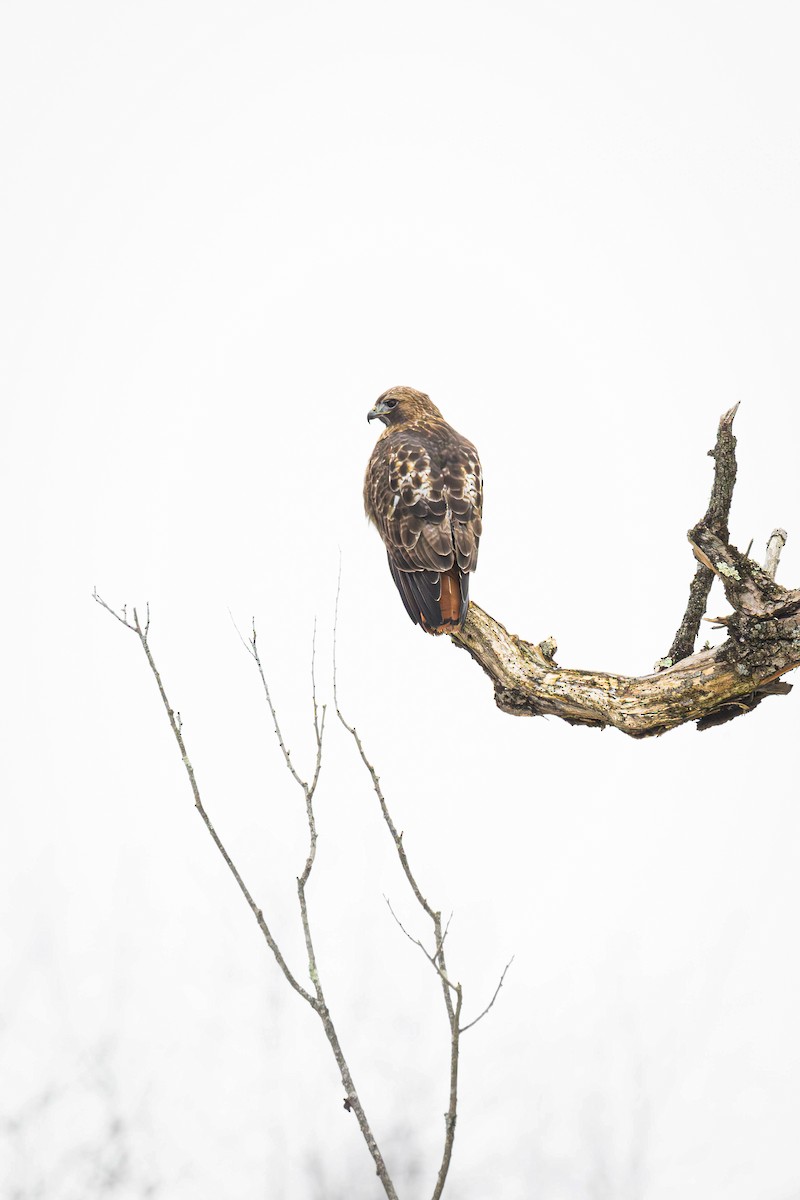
367, 399, 392, 425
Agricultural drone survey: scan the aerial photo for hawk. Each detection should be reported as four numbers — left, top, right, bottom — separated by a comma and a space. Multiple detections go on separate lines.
364, 386, 483, 634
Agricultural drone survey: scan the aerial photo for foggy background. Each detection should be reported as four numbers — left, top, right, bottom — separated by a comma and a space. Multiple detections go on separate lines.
2, 2, 799, 1197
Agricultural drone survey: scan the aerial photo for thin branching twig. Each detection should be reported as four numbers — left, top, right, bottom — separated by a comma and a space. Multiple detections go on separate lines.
333, 568, 512, 1200
460, 958, 515, 1034
93, 591, 315, 1006
384, 896, 459, 994
96, 591, 398, 1200
97, 578, 512, 1200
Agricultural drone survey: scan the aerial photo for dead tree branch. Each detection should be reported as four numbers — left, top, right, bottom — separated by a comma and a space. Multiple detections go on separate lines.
335, 691, 463, 1199
95, 589, 511, 1200
459, 957, 515, 1035
450, 407, 799, 737
93, 593, 316, 1005
663, 402, 739, 666
764, 529, 788, 580
334, 576, 512, 1200
94, 593, 399, 1200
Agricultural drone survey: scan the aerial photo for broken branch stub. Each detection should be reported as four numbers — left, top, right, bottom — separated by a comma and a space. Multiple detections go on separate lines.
451, 407, 799, 737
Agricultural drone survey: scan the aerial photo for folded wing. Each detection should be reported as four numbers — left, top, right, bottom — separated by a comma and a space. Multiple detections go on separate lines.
365, 429, 483, 632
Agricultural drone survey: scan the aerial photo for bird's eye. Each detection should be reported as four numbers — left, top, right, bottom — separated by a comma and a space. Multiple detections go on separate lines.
384, 398, 398, 408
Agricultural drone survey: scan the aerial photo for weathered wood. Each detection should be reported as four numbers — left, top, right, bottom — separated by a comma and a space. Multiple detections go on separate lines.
764, 529, 788, 580
663, 402, 739, 666
451, 409, 800, 737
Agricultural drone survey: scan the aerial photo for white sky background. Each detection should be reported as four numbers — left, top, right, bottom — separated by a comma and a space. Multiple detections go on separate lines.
2, 2, 800, 1197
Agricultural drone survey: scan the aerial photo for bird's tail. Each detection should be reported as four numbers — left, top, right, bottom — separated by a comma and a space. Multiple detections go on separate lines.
423, 568, 462, 634
387, 557, 467, 635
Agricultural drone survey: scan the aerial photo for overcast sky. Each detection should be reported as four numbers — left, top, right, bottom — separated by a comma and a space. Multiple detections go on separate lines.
3, 3, 800, 1198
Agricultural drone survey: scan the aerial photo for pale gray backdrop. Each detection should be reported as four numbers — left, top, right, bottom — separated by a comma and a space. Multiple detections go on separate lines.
2, 3, 799, 1197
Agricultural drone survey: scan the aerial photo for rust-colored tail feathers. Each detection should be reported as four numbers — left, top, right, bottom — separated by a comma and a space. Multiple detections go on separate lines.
387, 558, 467, 635
435, 569, 462, 629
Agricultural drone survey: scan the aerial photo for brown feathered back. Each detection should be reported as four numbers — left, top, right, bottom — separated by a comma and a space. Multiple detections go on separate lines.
364, 386, 483, 634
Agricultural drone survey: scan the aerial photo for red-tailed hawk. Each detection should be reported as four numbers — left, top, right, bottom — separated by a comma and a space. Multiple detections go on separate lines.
364, 386, 483, 634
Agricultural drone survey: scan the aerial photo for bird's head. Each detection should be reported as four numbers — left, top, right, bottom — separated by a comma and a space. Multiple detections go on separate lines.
367, 386, 443, 428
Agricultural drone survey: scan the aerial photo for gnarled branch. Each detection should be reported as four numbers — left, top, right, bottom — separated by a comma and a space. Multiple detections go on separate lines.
451, 408, 799, 737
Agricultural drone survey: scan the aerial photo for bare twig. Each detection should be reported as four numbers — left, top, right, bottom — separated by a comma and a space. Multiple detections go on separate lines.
237, 617, 396, 1199
93, 588, 136, 631
384, 896, 459, 994
333, 573, 508, 1200
337, 695, 463, 1197
93, 593, 315, 1007
764, 528, 788, 580
663, 402, 739, 667
96, 594, 398, 1200
239, 617, 309, 792
460, 958, 515, 1034
308, 621, 325, 799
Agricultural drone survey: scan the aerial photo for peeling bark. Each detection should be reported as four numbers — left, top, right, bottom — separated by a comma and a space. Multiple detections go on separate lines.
451, 409, 799, 737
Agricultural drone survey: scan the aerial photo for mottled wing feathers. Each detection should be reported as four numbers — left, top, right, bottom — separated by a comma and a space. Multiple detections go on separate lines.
364, 419, 482, 633
387, 555, 444, 630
